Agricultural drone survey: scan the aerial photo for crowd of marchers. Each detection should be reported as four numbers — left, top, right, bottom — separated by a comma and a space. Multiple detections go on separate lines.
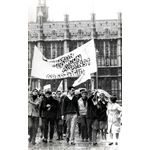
28, 86, 122, 146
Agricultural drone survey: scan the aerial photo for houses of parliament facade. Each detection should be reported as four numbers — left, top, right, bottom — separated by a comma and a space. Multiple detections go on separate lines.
28, 0, 122, 100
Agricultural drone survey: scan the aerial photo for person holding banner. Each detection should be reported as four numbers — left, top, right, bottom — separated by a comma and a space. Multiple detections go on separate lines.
62, 86, 79, 145
86, 90, 103, 146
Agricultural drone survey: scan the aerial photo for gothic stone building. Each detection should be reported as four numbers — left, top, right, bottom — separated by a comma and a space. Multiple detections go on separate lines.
28, 0, 122, 100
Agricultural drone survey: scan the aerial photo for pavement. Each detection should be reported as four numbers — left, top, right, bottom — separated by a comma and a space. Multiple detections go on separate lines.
28, 128, 119, 150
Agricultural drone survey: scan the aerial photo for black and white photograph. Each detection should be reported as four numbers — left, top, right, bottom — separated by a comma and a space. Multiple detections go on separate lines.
28, 0, 122, 149
1, 0, 150, 150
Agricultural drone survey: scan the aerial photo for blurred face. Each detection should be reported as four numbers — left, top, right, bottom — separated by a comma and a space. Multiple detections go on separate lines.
81, 92, 87, 99
32, 90, 38, 96
52, 93, 56, 98
56, 91, 61, 98
39, 95, 44, 100
69, 88, 75, 96
100, 93, 105, 100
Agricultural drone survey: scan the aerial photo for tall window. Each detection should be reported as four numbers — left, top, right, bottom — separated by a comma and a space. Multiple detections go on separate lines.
57, 42, 63, 57
110, 40, 117, 66
69, 41, 77, 52
44, 42, 51, 59
105, 41, 110, 66
111, 79, 118, 96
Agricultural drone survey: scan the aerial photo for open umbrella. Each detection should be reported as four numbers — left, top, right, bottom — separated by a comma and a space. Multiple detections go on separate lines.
96, 89, 111, 98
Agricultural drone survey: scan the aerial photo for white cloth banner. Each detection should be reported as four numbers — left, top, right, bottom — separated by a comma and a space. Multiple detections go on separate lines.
73, 69, 91, 87
31, 40, 97, 79
57, 80, 63, 91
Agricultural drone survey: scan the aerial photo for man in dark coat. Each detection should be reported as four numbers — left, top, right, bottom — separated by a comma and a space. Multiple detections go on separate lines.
41, 90, 59, 143
86, 91, 102, 145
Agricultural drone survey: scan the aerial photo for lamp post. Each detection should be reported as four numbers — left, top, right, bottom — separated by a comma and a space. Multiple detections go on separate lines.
96, 49, 99, 89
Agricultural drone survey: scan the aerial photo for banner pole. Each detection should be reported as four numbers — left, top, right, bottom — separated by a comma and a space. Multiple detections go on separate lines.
29, 76, 32, 91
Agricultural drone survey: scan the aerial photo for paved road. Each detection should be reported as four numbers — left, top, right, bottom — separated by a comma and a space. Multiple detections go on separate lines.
28, 131, 119, 150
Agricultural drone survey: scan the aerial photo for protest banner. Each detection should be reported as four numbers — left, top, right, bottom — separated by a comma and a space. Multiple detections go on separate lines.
31, 40, 97, 79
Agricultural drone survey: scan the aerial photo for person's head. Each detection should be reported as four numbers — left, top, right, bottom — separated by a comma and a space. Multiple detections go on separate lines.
68, 86, 75, 96
32, 89, 38, 96
32, 89, 38, 100
81, 90, 88, 99
56, 91, 61, 98
110, 96, 117, 103
39, 93, 45, 100
39, 89, 44, 95
52, 92, 56, 99
45, 91, 52, 98
100, 93, 105, 100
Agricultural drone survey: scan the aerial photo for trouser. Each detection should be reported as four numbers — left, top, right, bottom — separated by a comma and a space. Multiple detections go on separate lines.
56, 119, 63, 139
63, 120, 67, 134
66, 114, 77, 142
77, 117, 81, 136
43, 118, 55, 140
39, 117, 45, 137
87, 118, 92, 141
80, 115, 88, 140
28, 116, 39, 143
91, 119, 99, 143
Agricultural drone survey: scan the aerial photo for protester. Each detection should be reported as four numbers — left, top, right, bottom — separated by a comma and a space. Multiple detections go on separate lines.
98, 93, 108, 140
28, 89, 41, 145
41, 90, 60, 143
86, 92, 94, 143
52, 92, 57, 99
78, 89, 88, 142
87, 90, 104, 145
39, 93, 46, 139
55, 91, 63, 140
62, 86, 79, 145
60, 94, 67, 138
107, 96, 122, 145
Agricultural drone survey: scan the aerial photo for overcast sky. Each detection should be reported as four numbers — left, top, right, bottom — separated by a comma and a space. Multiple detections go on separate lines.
28, 0, 122, 22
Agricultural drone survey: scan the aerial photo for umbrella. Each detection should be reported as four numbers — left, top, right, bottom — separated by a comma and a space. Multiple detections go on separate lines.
96, 89, 111, 98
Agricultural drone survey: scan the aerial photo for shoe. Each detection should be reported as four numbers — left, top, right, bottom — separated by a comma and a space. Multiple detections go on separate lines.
93, 142, 97, 146
71, 142, 76, 145
109, 142, 113, 146
49, 139, 53, 143
42, 138, 47, 143
82, 139, 84, 142
115, 142, 118, 145
57, 138, 60, 141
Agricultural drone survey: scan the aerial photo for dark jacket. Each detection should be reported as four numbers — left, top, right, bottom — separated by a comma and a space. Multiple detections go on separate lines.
98, 100, 108, 121
62, 95, 79, 116
56, 97, 63, 120
41, 96, 59, 120
39, 97, 46, 118
86, 95, 100, 120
